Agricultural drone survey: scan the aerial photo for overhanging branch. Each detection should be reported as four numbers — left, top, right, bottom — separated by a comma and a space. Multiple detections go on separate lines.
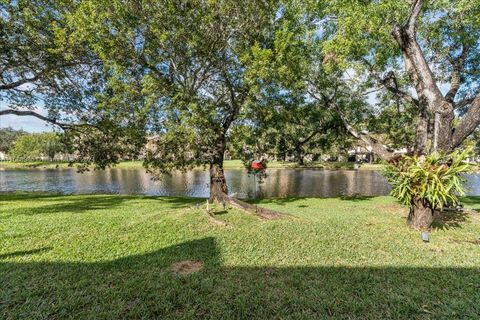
0, 108, 96, 131
333, 105, 394, 161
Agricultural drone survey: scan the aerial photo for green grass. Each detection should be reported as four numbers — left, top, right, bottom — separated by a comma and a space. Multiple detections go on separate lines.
1, 193, 480, 319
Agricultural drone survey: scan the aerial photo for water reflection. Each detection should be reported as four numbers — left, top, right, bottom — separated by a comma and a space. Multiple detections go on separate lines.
1, 168, 480, 198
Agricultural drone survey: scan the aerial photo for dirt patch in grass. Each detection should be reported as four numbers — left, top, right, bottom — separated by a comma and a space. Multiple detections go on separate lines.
172, 260, 204, 275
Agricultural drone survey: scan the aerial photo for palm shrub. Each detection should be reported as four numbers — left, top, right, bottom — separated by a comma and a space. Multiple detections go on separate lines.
383, 147, 473, 229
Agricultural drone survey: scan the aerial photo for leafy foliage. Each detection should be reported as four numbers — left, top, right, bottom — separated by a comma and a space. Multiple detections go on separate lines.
68, 0, 283, 178
383, 148, 473, 210
0, 127, 27, 153
10, 132, 65, 161
1, 1, 147, 168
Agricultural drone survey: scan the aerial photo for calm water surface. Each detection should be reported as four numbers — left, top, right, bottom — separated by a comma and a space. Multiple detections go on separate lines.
1, 168, 480, 198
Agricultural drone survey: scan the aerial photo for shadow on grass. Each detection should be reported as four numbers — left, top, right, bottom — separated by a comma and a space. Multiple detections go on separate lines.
432, 210, 470, 230
0, 247, 52, 259
0, 192, 68, 202
1, 238, 478, 319
339, 195, 376, 202
1, 194, 198, 216
248, 195, 376, 207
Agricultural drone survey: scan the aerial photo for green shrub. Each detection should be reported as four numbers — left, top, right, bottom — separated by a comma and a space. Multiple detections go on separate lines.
383, 148, 473, 210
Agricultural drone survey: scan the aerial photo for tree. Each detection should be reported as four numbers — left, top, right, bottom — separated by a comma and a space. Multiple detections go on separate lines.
0, 0, 147, 168
315, 0, 480, 229
0, 127, 27, 153
40, 132, 64, 160
69, 0, 283, 204
9, 132, 64, 161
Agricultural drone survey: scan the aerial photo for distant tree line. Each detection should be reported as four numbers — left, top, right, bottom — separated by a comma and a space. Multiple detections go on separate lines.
0, 128, 66, 161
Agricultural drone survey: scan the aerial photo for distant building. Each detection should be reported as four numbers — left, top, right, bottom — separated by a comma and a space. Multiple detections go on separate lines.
0, 151, 9, 161
347, 145, 409, 163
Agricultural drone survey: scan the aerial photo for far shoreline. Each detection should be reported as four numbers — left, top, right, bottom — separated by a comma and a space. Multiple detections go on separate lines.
0, 159, 384, 171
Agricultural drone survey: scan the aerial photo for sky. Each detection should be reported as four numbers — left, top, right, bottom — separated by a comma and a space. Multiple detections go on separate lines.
0, 102, 54, 133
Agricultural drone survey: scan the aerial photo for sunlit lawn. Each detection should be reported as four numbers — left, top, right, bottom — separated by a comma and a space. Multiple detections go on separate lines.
1, 193, 479, 319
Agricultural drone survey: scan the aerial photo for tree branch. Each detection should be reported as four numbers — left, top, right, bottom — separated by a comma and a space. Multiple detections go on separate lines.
406, 0, 423, 34
445, 44, 469, 103
333, 105, 394, 161
454, 97, 475, 110
380, 71, 419, 106
451, 93, 480, 149
1, 108, 72, 129
0, 75, 39, 90
307, 87, 394, 161
362, 60, 419, 106
392, 0, 445, 113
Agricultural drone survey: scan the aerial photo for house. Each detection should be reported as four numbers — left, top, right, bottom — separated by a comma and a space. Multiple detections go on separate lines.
0, 151, 8, 161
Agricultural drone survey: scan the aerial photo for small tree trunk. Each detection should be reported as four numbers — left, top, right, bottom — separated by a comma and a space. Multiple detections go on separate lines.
297, 156, 304, 166
407, 198, 433, 230
295, 149, 304, 166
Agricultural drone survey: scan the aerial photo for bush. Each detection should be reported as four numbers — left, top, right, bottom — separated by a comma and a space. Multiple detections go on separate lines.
383, 148, 473, 210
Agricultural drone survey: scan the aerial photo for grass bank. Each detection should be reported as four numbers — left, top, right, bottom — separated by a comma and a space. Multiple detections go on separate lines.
1, 193, 479, 318
0, 159, 383, 170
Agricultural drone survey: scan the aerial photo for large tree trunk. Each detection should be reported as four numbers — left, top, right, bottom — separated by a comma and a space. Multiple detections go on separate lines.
209, 135, 229, 203
209, 162, 229, 203
407, 198, 434, 230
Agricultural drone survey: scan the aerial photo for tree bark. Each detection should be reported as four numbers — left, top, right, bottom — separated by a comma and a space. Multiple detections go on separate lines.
407, 198, 434, 230
209, 135, 229, 203
209, 163, 229, 203
392, 0, 455, 153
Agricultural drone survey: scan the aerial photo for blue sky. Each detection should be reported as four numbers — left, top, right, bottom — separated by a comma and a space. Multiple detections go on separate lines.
0, 102, 53, 133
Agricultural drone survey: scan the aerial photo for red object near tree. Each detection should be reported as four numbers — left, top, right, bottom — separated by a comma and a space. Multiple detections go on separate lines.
251, 160, 264, 170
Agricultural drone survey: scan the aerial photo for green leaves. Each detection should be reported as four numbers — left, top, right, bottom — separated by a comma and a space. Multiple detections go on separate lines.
10, 133, 65, 161
383, 147, 474, 209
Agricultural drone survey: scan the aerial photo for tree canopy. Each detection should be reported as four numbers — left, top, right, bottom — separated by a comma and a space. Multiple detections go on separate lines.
0, 0, 147, 168
66, 0, 284, 201
9, 132, 64, 161
321, 0, 480, 156
0, 127, 27, 153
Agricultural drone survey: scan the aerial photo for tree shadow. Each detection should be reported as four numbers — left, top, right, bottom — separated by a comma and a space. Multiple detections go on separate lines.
0, 247, 52, 259
1, 194, 198, 216
1, 237, 478, 319
339, 195, 376, 202
432, 210, 470, 230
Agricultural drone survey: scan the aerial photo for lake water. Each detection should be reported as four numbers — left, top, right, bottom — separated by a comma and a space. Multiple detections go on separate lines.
1, 168, 480, 198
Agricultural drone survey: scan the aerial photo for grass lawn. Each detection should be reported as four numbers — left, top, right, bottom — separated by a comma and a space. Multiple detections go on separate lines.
0, 159, 383, 170
1, 193, 480, 319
